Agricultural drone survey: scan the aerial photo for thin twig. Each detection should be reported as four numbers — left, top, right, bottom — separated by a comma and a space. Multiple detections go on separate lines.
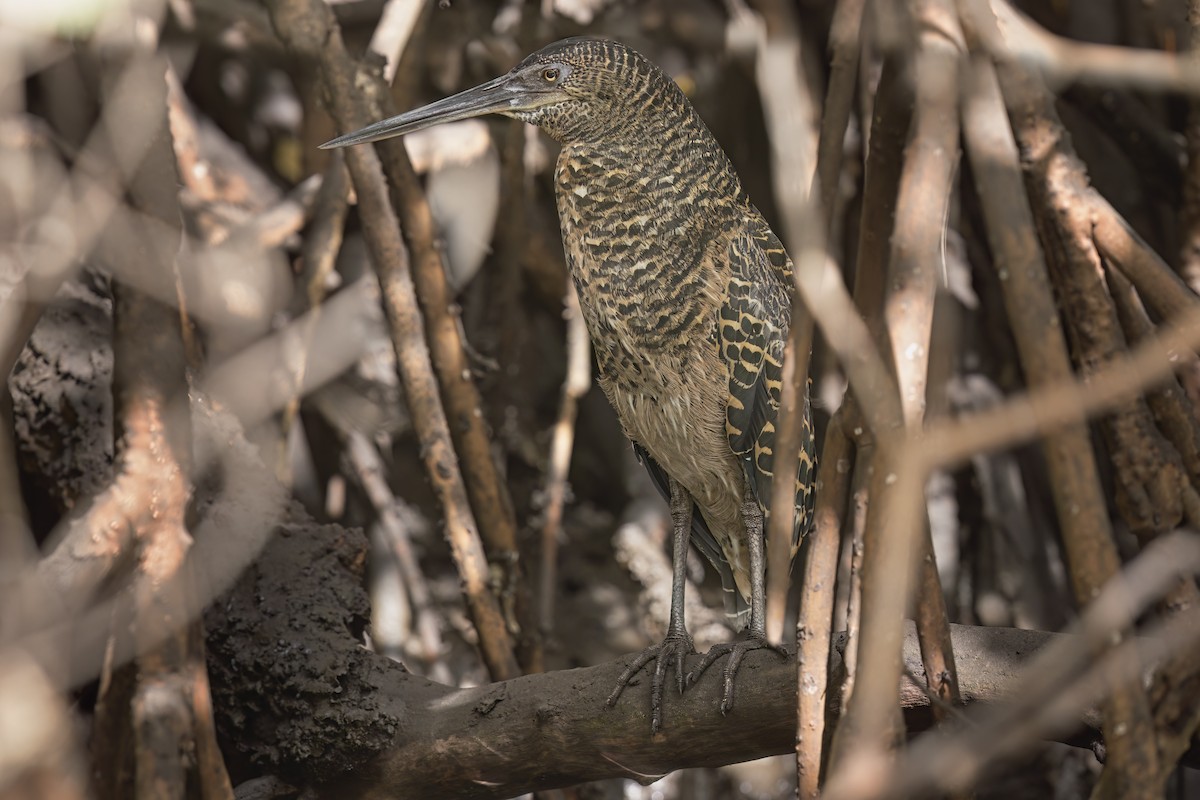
831, 52, 912, 736
537, 283, 591, 663
278, 153, 349, 483
838, 433, 870, 713
346, 431, 447, 678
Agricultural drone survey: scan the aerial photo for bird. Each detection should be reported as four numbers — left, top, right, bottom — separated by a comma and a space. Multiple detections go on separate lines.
322, 36, 815, 733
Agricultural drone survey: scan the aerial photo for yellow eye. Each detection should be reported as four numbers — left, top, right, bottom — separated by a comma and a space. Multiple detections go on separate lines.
542, 67, 560, 82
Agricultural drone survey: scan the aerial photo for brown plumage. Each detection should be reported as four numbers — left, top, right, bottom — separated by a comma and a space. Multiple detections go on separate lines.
322, 36, 815, 732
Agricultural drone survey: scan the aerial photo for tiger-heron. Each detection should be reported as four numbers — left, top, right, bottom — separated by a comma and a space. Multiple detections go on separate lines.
322, 37, 815, 733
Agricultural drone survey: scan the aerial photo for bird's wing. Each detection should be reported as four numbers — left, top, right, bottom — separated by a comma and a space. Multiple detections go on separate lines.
633, 442, 751, 629
719, 218, 815, 552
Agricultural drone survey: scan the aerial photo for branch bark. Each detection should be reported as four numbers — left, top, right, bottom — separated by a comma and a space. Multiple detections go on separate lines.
209, 535, 1200, 800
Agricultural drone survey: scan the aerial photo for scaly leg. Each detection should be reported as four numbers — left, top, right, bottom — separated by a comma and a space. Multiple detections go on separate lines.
685, 488, 788, 714
606, 476, 696, 733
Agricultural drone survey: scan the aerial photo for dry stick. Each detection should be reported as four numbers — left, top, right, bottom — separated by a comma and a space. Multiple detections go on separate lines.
796, 413, 854, 798
791, 0, 867, 788
187, 621, 235, 800
885, 0, 962, 432
828, 436, 922, 781
277, 154, 349, 483
366, 86, 525, 613
828, 45, 941, 782
346, 431, 446, 675
814, 0, 866, 232
227, 174, 323, 250
838, 439, 870, 712
959, 53, 1160, 799
537, 284, 591, 665
852, 55, 910, 339
201, 277, 380, 429
828, 49, 911, 752
750, 5, 821, 645
367, 0, 423, 85
880, 0, 964, 723
797, 269, 904, 441
972, 0, 1200, 94
112, 289, 206, 800
263, 0, 519, 681
924, 306, 1200, 469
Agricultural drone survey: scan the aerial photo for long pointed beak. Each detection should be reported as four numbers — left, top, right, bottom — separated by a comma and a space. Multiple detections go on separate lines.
320, 74, 519, 149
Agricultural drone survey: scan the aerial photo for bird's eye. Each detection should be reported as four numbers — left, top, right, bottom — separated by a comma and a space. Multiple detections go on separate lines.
542, 67, 560, 82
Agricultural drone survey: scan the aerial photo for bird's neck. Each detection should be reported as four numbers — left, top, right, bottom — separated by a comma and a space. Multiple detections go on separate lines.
552, 118, 747, 355
553, 114, 746, 243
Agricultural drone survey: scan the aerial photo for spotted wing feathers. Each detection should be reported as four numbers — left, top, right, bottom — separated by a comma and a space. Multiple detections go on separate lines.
719, 220, 815, 552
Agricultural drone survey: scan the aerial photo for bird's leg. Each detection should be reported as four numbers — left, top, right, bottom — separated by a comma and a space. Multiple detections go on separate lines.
685, 488, 788, 714
606, 476, 696, 732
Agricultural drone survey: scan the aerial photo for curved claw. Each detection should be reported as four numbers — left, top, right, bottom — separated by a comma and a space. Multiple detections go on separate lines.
606, 631, 695, 733
685, 634, 789, 715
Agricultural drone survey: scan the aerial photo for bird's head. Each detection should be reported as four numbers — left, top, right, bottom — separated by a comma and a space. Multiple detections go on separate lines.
321, 37, 679, 149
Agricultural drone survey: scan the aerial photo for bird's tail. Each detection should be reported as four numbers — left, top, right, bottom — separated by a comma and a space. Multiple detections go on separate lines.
686, 514, 751, 631
633, 443, 751, 630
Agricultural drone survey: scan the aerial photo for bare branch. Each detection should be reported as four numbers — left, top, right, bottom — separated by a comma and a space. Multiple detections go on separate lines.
797, 413, 854, 798
262, 0, 520, 681
537, 283, 591, 659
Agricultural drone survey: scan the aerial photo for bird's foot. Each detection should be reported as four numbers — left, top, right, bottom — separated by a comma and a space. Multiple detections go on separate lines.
686, 633, 789, 715
606, 630, 695, 733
